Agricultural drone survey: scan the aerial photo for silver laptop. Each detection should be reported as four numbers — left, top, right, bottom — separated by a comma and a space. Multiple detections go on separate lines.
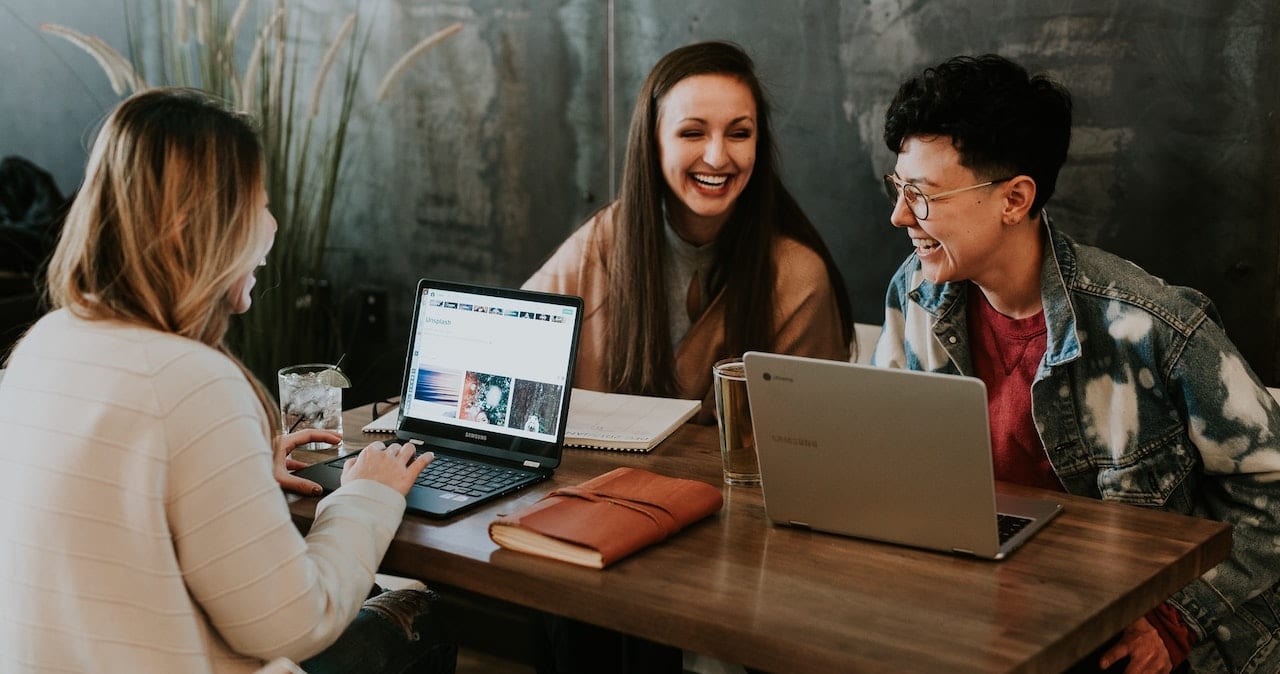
742, 352, 1062, 560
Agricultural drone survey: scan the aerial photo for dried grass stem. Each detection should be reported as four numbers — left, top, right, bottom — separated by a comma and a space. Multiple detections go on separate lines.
40, 23, 144, 95
375, 22, 463, 102
306, 13, 356, 118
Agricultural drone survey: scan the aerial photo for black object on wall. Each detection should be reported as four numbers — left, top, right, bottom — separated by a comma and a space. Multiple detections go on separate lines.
0, 155, 67, 358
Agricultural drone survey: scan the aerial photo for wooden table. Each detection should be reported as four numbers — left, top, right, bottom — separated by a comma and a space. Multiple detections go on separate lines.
289, 404, 1231, 674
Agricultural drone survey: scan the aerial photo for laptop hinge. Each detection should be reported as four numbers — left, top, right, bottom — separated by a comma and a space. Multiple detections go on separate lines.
788, 521, 811, 530
523, 460, 540, 468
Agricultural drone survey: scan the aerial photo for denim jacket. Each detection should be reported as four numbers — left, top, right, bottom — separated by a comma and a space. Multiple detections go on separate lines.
872, 222, 1280, 673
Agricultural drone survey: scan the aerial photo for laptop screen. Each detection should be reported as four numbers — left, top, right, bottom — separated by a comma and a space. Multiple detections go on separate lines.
395, 279, 582, 467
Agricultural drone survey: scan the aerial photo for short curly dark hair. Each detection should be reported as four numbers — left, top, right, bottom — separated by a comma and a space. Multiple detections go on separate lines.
884, 54, 1072, 214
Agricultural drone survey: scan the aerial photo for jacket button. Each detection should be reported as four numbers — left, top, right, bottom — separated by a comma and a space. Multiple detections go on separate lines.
948, 336, 957, 344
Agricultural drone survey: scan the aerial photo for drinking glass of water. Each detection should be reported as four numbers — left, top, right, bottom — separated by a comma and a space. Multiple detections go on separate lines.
278, 364, 349, 450
713, 357, 760, 485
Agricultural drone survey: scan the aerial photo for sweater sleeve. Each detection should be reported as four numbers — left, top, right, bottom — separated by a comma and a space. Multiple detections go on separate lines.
769, 237, 849, 363
523, 241, 579, 295
523, 215, 603, 296
161, 350, 406, 662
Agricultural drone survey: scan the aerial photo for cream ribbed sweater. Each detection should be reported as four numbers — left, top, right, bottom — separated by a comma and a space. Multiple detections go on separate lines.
0, 309, 405, 673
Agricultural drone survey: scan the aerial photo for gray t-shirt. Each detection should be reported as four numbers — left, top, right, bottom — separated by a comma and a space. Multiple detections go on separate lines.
663, 221, 719, 349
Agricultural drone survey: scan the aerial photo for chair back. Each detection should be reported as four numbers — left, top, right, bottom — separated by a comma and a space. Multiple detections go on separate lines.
851, 323, 882, 364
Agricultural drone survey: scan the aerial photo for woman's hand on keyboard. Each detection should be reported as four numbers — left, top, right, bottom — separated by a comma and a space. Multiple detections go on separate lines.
274, 429, 342, 495
342, 441, 435, 495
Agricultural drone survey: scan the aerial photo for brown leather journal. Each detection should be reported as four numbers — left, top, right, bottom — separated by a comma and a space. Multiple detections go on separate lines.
488, 467, 723, 568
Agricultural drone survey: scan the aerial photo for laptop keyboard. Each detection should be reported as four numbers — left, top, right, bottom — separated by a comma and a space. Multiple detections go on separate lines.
997, 513, 1033, 544
412, 453, 531, 498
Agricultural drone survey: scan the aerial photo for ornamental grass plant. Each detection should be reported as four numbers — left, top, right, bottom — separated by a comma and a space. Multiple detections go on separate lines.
41, 0, 460, 384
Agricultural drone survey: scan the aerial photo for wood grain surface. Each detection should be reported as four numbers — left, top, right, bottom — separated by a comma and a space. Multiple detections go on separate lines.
288, 403, 1231, 674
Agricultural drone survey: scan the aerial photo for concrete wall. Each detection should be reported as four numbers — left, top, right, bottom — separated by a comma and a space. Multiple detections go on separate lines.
3, 0, 1278, 397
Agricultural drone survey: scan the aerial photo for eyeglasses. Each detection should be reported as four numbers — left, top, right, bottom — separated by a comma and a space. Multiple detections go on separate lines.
882, 174, 1014, 221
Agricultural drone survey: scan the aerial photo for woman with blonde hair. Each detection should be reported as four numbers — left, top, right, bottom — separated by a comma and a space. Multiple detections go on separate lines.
0, 88, 454, 673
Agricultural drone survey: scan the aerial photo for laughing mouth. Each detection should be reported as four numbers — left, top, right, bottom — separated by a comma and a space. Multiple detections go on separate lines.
912, 237, 941, 253
692, 173, 729, 187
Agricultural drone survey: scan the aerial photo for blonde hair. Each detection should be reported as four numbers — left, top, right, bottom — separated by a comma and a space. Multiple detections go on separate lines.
47, 87, 280, 437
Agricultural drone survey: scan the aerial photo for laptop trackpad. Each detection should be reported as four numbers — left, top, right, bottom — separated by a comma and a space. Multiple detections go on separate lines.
293, 459, 344, 493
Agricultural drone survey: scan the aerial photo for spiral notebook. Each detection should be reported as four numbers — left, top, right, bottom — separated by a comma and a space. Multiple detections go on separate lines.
363, 407, 400, 433
561, 389, 699, 452
366, 388, 698, 453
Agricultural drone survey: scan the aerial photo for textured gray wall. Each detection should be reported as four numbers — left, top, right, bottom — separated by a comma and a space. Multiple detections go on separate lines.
1, 2, 124, 194
3, 0, 1279, 396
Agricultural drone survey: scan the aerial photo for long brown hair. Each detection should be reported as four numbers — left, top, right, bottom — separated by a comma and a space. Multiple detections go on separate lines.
603, 41, 852, 395
46, 87, 280, 437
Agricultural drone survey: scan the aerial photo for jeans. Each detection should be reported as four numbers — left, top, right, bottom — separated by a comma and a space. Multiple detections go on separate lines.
302, 588, 457, 674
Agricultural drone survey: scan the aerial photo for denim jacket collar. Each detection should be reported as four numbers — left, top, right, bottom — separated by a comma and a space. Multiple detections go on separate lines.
907, 215, 1082, 374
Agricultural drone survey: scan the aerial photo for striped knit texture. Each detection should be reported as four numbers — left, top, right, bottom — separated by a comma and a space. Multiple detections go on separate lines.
0, 310, 406, 673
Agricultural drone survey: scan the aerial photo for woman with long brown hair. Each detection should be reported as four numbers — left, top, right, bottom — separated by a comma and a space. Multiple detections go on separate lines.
0, 88, 452, 673
525, 41, 850, 673
525, 40, 852, 423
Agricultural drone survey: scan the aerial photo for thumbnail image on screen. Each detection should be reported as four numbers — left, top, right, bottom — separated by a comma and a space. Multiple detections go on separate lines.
460, 371, 512, 426
410, 368, 463, 419
507, 380, 564, 435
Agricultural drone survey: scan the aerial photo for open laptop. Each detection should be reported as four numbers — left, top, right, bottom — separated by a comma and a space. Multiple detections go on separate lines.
295, 279, 583, 518
742, 352, 1062, 560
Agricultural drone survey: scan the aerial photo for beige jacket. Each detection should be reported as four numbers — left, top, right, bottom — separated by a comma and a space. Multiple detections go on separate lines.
524, 204, 850, 423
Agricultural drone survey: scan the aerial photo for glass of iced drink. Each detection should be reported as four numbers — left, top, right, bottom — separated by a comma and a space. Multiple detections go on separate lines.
278, 364, 347, 450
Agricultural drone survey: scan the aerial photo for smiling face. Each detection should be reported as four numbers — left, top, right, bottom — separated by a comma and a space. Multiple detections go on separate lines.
228, 184, 278, 314
656, 73, 757, 243
890, 135, 1014, 286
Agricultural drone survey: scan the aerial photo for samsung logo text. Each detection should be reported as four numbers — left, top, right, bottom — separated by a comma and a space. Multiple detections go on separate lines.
771, 434, 818, 448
